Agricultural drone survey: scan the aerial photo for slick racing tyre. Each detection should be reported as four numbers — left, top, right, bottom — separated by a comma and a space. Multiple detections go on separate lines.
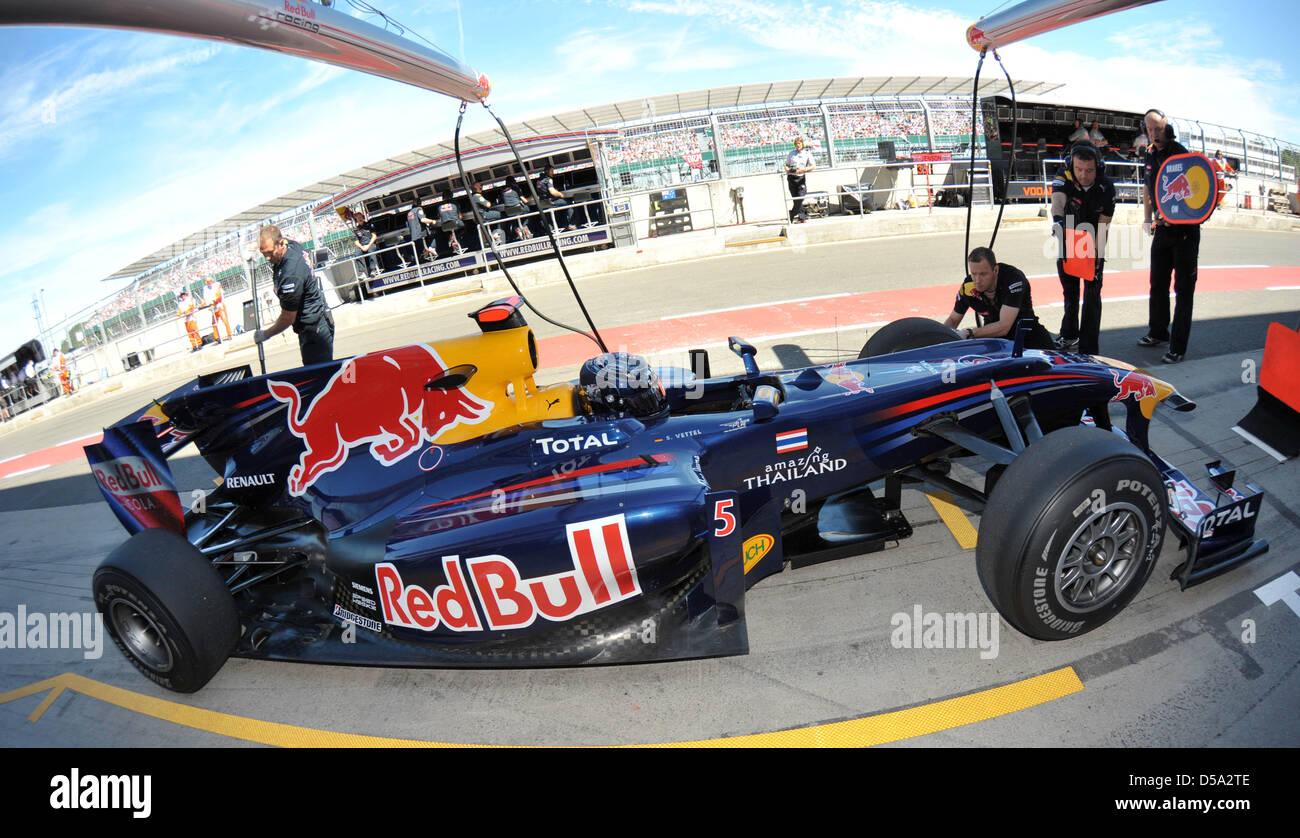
976, 426, 1166, 641
94, 528, 239, 693
859, 317, 961, 359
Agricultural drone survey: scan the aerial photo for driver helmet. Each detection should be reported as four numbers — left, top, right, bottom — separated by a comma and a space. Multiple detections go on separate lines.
579, 353, 667, 418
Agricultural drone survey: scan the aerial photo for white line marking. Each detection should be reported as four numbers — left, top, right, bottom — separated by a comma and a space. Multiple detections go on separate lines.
663, 293, 852, 320
1202, 264, 1269, 269
0, 453, 27, 466
3, 464, 50, 479
1231, 426, 1290, 463
1266, 286, 1300, 291
54, 433, 101, 447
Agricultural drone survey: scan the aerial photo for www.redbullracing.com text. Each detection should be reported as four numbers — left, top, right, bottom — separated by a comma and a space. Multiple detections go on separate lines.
0, 607, 103, 659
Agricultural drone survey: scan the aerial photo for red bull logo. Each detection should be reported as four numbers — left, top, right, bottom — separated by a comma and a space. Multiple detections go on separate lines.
1155, 154, 1216, 224
268, 344, 493, 496
1110, 369, 1157, 405
824, 363, 869, 394
1161, 172, 1193, 203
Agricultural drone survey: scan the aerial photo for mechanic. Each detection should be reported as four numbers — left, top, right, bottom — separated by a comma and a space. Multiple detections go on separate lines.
350, 207, 382, 277
405, 201, 435, 262
1138, 108, 1198, 364
537, 165, 573, 231
470, 180, 504, 248
253, 225, 334, 366
943, 247, 1055, 350
1049, 142, 1115, 355
785, 137, 816, 223
434, 192, 466, 257
499, 176, 533, 242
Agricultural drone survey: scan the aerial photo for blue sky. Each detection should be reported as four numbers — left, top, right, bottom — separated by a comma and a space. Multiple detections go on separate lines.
1, 0, 1297, 349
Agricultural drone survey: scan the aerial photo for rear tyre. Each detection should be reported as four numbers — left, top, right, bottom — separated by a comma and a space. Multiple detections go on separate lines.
858, 317, 961, 359
93, 528, 239, 693
976, 426, 1166, 640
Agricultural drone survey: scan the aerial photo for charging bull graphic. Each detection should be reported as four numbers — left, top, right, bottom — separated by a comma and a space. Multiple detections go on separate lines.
268, 344, 493, 496
1155, 153, 1217, 225
1109, 368, 1164, 419
1161, 172, 1193, 203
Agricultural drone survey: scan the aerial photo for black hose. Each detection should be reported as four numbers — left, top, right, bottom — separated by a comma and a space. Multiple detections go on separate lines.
988, 49, 1017, 251
451, 102, 608, 354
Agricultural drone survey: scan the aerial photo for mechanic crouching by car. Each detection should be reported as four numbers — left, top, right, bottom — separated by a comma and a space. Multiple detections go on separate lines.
253, 225, 335, 366
943, 247, 1054, 350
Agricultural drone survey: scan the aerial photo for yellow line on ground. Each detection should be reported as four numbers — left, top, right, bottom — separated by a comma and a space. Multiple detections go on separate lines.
926, 491, 979, 549
724, 237, 787, 248
655, 667, 1084, 747
1, 667, 1082, 748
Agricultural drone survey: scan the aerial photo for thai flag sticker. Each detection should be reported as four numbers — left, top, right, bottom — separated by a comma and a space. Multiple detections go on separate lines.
775, 428, 808, 453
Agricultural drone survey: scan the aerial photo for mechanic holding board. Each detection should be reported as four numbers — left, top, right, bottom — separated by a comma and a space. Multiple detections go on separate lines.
943, 247, 1055, 350
1050, 142, 1114, 355
253, 225, 335, 366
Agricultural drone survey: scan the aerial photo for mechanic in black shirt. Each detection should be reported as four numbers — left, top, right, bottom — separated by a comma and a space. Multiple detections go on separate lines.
1050, 142, 1115, 355
1138, 108, 1198, 364
537, 165, 572, 231
350, 208, 381, 277
943, 247, 1054, 350
253, 225, 334, 366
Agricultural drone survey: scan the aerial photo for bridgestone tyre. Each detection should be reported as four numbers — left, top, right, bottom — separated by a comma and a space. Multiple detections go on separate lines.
976, 426, 1166, 640
93, 528, 239, 693
858, 317, 962, 359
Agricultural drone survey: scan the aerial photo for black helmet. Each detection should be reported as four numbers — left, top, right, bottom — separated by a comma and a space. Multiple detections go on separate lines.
579, 353, 667, 418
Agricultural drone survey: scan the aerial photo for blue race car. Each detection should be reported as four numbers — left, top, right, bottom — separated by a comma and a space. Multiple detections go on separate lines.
87, 299, 1268, 692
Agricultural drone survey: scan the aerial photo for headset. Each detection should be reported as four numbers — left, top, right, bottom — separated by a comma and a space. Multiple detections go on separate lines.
1144, 108, 1176, 142
1063, 140, 1104, 181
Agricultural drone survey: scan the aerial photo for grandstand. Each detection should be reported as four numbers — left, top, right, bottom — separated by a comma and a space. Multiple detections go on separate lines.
39, 75, 1299, 395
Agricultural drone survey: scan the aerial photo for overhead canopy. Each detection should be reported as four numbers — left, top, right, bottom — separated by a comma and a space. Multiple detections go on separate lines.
103, 75, 1061, 280
321, 132, 617, 214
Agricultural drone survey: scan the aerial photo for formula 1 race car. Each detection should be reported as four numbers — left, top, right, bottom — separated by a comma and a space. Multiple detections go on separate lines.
86, 299, 1269, 692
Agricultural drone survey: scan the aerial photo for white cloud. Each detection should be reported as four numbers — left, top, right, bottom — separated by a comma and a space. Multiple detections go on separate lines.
609, 0, 1300, 139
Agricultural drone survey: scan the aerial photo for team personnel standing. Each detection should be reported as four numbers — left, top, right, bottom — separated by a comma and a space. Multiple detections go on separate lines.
785, 137, 816, 223
943, 247, 1055, 349
253, 225, 334, 366
204, 276, 231, 343
177, 289, 202, 351
1050, 142, 1115, 354
1138, 108, 1199, 364
1211, 150, 1235, 208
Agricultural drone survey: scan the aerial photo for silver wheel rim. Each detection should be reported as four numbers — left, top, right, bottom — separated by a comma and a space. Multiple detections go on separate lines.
108, 598, 174, 673
1054, 502, 1148, 614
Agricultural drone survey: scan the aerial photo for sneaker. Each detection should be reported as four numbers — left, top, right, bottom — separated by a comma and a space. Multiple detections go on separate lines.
1054, 335, 1080, 351
1136, 334, 1167, 347
1161, 351, 1184, 364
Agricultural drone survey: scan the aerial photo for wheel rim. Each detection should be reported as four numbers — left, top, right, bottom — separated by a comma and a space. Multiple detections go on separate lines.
1054, 502, 1148, 614
107, 598, 174, 673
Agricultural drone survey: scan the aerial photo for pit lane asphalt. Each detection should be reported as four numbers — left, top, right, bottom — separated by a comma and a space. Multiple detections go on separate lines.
1, 226, 1297, 747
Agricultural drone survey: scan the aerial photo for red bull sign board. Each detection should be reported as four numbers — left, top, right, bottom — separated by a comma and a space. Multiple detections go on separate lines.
1155, 153, 1216, 225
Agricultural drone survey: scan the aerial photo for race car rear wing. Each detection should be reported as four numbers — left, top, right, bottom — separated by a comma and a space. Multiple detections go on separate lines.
84, 420, 185, 536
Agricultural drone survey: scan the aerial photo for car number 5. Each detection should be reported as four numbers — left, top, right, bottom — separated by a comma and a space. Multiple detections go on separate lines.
713, 499, 737, 536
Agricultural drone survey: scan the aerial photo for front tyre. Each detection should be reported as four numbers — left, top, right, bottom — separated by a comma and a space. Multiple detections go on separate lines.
976, 426, 1166, 640
93, 528, 239, 693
